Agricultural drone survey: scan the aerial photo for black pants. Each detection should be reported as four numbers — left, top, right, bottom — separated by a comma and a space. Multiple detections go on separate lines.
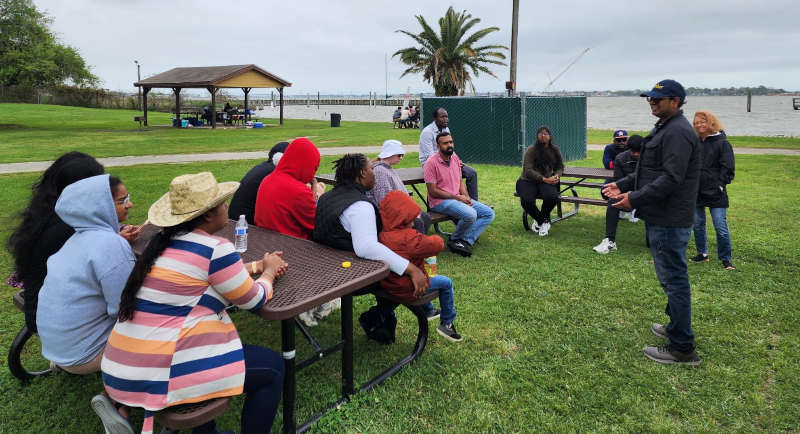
461, 163, 479, 200
605, 200, 621, 241
516, 178, 559, 225
413, 211, 432, 234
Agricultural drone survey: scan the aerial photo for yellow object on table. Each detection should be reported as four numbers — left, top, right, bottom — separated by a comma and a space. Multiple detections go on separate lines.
341, 261, 351, 268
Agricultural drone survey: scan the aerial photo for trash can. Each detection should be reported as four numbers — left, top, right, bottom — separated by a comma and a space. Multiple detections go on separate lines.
330, 113, 341, 127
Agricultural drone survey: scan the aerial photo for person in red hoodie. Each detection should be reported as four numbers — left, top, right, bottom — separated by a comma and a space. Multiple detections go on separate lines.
254, 137, 324, 239
255, 137, 331, 326
378, 190, 462, 342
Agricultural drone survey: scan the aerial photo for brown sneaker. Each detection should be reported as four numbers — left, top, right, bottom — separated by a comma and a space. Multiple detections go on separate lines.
643, 345, 702, 366
651, 323, 668, 339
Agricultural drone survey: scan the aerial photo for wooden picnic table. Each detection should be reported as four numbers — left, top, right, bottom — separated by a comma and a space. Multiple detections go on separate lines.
133, 221, 391, 433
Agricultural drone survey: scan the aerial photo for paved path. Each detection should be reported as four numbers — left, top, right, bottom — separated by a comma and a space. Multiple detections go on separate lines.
1, 144, 797, 175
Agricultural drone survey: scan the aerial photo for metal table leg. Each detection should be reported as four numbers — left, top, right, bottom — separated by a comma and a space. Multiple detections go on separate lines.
281, 318, 296, 434
341, 295, 354, 396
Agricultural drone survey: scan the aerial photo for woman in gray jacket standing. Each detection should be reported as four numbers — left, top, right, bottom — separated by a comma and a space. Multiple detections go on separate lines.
691, 110, 736, 270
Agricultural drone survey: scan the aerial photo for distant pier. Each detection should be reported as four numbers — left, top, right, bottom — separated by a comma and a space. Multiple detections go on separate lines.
248, 98, 421, 107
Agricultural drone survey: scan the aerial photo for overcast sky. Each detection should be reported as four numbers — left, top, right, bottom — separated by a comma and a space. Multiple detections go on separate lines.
33, 0, 800, 95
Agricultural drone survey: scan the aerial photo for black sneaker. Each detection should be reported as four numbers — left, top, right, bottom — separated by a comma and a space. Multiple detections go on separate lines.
426, 308, 441, 321
643, 345, 701, 366
722, 260, 736, 271
651, 323, 668, 339
437, 323, 463, 342
689, 253, 709, 263
448, 239, 472, 257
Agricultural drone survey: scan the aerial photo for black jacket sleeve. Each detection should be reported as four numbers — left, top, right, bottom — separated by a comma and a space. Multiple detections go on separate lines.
629, 127, 693, 208
719, 137, 735, 185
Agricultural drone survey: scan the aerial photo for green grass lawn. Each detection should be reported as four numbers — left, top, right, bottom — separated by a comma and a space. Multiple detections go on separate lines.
0, 103, 422, 164
0, 150, 798, 432
1, 104, 797, 165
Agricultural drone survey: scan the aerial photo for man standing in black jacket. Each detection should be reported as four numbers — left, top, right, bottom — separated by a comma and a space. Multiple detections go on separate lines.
603, 79, 702, 365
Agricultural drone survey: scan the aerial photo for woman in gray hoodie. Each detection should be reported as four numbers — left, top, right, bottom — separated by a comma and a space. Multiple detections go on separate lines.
36, 174, 135, 374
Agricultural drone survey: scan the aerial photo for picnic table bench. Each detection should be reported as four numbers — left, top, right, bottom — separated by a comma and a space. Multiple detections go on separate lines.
516, 166, 613, 231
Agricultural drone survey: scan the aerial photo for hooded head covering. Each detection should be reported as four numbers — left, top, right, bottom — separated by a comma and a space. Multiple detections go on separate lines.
379, 190, 420, 231
273, 138, 320, 183
254, 138, 321, 239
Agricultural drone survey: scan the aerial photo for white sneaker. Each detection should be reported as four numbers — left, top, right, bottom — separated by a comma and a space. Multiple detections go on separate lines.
538, 221, 551, 236
593, 238, 617, 254
628, 209, 639, 223
619, 211, 630, 219
531, 220, 540, 233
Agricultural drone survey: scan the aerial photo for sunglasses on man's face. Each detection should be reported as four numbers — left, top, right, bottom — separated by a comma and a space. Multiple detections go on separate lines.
614, 138, 627, 143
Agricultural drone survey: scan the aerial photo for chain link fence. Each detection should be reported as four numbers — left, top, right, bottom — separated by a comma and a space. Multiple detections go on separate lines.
421, 95, 587, 165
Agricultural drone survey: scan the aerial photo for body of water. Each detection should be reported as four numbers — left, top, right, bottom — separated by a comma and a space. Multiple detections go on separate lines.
254, 96, 799, 137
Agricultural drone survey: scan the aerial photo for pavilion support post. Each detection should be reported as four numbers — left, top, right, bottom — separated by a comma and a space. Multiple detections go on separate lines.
143, 87, 151, 126
173, 87, 182, 128
208, 86, 217, 129
243, 87, 251, 122
279, 87, 284, 125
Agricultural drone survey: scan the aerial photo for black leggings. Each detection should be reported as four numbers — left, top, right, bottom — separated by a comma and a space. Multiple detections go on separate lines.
516, 179, 559, 225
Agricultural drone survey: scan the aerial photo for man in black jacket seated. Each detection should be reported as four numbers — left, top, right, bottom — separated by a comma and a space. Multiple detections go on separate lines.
593, 135, 643, 254
313, 153, 428, 343
228, 141, 289, 224
603, 79, 702, 366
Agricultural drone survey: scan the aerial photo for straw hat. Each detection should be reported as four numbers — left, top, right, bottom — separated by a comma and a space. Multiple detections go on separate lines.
148, 172, 239, 227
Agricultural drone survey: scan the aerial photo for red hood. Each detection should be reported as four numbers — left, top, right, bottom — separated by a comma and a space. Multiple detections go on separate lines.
273, 137, 320, 183
379, 190, 421, 231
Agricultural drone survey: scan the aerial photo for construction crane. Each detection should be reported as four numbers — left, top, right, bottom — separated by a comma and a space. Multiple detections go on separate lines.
544, 48, 590, 92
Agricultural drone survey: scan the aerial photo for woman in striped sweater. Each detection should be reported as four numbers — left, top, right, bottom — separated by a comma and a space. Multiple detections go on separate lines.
100, 172, 287, 434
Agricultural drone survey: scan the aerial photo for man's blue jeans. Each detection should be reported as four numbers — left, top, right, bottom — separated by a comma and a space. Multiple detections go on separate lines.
693, 207, 732, 261
431, 199, 495, 245
423, 275, 456, 325
646, 224, 695, 353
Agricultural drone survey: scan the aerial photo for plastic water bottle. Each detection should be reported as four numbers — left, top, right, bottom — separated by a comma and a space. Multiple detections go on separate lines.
235, 215, 248, 253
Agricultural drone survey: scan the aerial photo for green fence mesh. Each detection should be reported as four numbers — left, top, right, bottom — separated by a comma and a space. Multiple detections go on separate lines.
421, 95, 586, 165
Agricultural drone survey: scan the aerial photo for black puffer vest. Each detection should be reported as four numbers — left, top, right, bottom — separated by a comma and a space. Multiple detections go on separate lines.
313, 182, 382, 251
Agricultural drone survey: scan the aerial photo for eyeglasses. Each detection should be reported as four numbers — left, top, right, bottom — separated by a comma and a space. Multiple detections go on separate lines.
537, 132, 550, 137
114, 194, 131, 206
646, 97, 664, 104
614, 138, 627, 143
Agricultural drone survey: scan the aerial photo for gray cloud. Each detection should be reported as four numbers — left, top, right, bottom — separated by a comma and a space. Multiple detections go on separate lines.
35, 0, 800, 95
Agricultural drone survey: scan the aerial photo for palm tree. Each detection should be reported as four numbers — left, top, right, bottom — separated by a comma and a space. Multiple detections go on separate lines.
393, 7, 508, 96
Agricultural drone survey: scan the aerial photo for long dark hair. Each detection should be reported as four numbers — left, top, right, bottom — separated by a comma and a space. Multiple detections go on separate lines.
118, 217, 203, 322
7, 152, 104, 280
531, 126, 564, 174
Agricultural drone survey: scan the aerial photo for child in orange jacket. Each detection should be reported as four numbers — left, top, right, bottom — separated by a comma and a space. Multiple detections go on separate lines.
378, 190, 462, 342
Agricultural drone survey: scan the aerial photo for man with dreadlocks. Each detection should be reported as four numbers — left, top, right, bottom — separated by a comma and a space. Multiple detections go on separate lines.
313, 154, 428, 344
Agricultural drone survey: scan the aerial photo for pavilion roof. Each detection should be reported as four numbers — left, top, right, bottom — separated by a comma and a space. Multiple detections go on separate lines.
134, 64, 291, 88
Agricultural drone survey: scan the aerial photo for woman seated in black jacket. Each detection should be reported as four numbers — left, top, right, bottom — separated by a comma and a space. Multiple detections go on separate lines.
516, 125, 564, 237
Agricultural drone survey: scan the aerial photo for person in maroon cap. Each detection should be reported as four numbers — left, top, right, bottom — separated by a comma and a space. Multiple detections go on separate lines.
602, 129, 628, 170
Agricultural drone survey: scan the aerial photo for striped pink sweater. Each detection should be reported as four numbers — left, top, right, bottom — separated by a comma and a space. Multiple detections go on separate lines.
101, 229, 270, 430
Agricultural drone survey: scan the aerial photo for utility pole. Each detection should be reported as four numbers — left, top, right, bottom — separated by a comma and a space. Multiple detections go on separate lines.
385, 53, 389, 98
134, 60, 142, 111
508, 0, 519, 97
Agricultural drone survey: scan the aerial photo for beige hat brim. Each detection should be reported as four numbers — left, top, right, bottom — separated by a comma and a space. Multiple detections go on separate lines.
147, 181, 239, 227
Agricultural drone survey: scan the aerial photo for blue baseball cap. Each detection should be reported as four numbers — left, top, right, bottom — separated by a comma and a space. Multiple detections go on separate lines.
640, 79, 686, 102
613, 130, 628, 139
